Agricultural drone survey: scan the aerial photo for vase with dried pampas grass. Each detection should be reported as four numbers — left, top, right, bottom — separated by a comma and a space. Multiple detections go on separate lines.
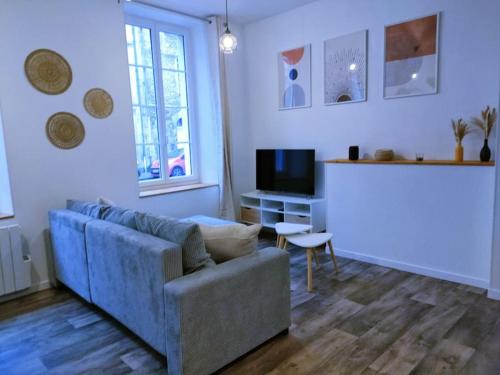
472, 106, 497, 162
451, 119, 471, 162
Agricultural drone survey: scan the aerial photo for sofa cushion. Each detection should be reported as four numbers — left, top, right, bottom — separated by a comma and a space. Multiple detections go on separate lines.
197, 223, 262, 263
101, 206, 137, 230
135, 213, 214, 274
96, 196, 115, 206
67, 199, 108, 218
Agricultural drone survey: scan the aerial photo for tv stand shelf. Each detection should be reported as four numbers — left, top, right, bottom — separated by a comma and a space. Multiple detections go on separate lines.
240, 192, 326, 232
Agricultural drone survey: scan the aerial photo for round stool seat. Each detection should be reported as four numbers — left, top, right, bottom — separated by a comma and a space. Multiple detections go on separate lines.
275, 222, 312, 235
287, 232, 333, 248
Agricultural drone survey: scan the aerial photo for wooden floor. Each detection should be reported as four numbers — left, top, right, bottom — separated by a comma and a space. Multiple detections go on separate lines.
2, 235, 500, 374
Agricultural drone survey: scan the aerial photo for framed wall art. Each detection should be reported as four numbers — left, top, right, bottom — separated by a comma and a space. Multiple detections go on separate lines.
384, 13, 440, 99
278, 44, 311, 110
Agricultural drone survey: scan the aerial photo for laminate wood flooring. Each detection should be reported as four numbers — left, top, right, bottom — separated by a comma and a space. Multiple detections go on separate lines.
2, 235, 500, 374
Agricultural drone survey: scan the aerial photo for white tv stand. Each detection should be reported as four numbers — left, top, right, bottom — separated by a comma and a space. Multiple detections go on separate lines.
240, 191, 326, 233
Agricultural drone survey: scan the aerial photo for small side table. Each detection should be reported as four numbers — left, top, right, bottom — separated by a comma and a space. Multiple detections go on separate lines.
286, 232, 339, 292
275, 222, 312, 249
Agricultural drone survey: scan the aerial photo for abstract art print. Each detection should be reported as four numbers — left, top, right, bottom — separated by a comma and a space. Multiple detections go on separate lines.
384, 14, 440, 99
278, 44, 311, 110
324, 30, 367, 105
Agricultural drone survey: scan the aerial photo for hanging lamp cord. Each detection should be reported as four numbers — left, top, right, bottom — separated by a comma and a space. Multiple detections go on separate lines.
225, 0, 230, 31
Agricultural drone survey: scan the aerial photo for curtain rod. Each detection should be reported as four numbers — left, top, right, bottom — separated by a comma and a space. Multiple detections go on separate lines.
120, 0, 213, 24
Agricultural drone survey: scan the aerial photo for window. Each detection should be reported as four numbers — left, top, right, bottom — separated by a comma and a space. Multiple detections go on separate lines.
125, 18, 196, 188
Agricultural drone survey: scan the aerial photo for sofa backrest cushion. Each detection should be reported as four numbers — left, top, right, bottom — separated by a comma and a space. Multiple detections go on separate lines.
135, 212, 214, 274
101, 206, 137, 230
196, 223, 262, 263
67, 199, 108, 218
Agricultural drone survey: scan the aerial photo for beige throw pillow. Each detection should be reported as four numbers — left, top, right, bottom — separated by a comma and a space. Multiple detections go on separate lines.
198, 223, 262, 263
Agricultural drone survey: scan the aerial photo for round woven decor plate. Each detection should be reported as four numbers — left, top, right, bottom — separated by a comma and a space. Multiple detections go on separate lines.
25, 49, 72, 95
46, 112, 85, 149
84, 88, 113, 119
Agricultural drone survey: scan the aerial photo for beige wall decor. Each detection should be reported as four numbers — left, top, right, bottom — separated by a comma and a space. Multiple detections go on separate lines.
24, 49, 72, 95
84, 88, 113, 119
46, 112, 85, 149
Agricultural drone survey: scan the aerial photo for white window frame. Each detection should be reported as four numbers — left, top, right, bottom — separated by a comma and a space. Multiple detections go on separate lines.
125, 15, 200, 190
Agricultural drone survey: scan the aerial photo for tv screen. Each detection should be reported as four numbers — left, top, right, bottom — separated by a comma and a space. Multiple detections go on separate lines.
256, 149, 315, 196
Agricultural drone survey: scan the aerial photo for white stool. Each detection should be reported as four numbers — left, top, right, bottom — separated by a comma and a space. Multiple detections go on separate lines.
275, 222, 312, 249
286, 232, 339, 292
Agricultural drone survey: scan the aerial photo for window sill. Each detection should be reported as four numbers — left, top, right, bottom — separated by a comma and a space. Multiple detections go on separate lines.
139, 183, 218, 198
0, 213, 14, 221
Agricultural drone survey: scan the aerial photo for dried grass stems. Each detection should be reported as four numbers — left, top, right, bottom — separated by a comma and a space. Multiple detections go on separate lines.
471, 106, 497, 139
451, 119, 471, 144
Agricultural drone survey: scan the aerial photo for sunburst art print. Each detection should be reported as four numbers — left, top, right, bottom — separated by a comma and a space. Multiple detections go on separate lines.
324, 30, 367, 105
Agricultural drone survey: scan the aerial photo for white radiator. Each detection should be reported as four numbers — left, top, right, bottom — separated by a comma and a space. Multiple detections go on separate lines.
0, 225, 31, 296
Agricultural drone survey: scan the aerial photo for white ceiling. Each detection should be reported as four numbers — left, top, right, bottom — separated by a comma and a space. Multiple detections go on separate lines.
142, 0, 319, 24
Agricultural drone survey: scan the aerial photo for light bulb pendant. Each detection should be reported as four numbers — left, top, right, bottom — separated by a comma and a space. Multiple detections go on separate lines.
219, 0, 237, 54
219, 26, 237, 54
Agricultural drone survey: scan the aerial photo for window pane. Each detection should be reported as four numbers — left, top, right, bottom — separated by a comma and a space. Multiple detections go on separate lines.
129, 25, 153, 67
162, 71, 187, 108
136, 144, 161, 181
165, 108, 190, 143
167, 143, 192, 178
159, 32, 185, 71
129, 67, 156, 106
126, 24, 161, 183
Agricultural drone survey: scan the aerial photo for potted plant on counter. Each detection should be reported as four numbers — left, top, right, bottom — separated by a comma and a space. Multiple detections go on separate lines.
451, 119, 471, 162
472, 106, 497, 162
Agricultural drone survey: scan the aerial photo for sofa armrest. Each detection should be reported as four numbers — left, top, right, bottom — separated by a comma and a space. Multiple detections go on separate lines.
86, 220, 183, 355
48, 209, 96, 301
164, 247, 290, 375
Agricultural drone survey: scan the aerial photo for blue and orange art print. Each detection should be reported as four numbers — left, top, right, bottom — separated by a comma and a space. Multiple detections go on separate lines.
278, 44, 311, 110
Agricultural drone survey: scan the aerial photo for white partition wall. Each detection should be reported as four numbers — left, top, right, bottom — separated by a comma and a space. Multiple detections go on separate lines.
326, 163, 495, 288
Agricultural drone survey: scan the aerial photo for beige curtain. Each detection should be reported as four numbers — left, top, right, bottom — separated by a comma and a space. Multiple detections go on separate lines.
209, 16, 235, 220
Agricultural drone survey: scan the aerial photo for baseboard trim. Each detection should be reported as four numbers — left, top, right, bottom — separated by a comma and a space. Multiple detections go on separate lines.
335, 248, 489, 289
0, 280, 52, 303
487, 288, 500, 300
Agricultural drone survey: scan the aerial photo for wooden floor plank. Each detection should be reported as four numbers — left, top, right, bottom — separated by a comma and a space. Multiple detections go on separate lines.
459, 317, 500, 374
411, 338, 475, 374
268, 328, 357, 374
311, 300, 431, 375
367, 295, 472, 374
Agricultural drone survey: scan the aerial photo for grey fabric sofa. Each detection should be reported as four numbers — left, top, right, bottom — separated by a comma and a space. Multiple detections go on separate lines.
48, 204, 291, 375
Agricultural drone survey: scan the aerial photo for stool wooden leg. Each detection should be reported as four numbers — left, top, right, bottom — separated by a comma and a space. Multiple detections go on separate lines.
283, 238, 288, 250
313, 248, 320, 268
275, 235, 281, 248
306, 248, 313, 292
327, 240, 339, 273
279, 236, 286, 249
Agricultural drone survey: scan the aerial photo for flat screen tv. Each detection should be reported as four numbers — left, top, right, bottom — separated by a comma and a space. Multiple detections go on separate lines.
256, 149, 315, 196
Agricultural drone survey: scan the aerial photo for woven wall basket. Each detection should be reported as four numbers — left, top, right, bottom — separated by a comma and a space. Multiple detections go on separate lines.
84, 88, 113, 119
46, 112, 85, 149
25, 49, 72, 95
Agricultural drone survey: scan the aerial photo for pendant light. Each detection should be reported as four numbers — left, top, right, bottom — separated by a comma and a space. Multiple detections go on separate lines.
219, 0, 237, 54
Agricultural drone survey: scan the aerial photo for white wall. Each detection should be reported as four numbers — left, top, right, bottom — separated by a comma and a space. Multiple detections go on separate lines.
233, 0, 500, 198
327, 164, 495, 288
0, 0, 219, 297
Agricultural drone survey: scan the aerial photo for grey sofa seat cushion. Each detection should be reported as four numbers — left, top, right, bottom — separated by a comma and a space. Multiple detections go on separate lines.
135, 212, 214, 274
67, 199, 108, 218
101, 206, 137, 230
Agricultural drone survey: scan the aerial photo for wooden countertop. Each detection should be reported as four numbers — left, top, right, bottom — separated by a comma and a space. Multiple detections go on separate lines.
325, 159, 495, 166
